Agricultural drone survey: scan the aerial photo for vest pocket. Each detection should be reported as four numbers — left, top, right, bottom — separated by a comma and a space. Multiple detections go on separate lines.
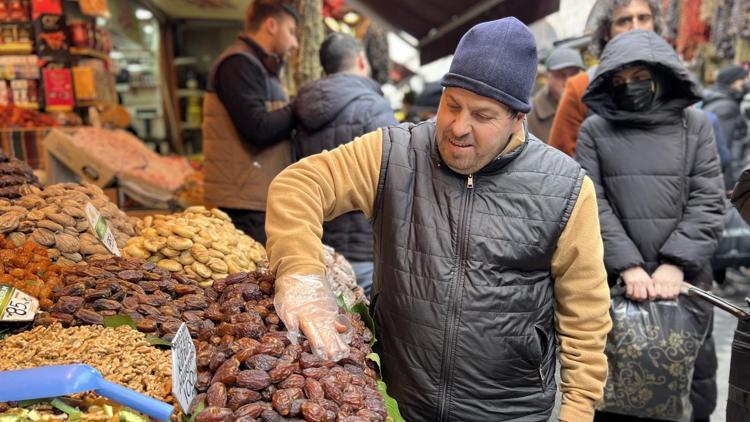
534, 324, 549, 391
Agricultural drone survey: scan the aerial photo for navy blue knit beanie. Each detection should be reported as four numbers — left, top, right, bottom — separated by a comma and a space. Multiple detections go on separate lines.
441, 17, 538, 113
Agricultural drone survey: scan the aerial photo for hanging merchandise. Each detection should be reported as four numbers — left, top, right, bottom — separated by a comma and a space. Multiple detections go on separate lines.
676, 0, 710, 60
701, 0, 719, 24
663, 0, 681, 41
731, 0, 750, 40
711, 0, 737, 60
41, 66, 73, 111
362, 20, 390, 85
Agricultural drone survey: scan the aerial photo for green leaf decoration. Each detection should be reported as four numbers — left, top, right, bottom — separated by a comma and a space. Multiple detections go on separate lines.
181, 400, 205, 422
51, 398, 82, 420
146, 335, 172, 347
102, 314, 136, 330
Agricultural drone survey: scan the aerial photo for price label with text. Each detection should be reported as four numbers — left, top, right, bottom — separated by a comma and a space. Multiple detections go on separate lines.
84, 203, 120, 256
171, 323, 197, 413
0, 284, 39, 322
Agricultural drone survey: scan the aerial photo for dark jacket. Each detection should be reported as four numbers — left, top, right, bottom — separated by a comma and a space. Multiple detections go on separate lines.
702, 85, 747, 153
293, 73, 396, 262
576, 30, 724, 418
733, 168, 750, 223
372, 121, 584, 421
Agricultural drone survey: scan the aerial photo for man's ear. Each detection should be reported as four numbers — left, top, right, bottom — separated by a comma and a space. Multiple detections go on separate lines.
512, 113, 526, 133
264, 16, 278, 35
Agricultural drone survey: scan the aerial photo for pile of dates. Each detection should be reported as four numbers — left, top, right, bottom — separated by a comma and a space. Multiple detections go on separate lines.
35, 256, 213, 340
191, 272, 386, 422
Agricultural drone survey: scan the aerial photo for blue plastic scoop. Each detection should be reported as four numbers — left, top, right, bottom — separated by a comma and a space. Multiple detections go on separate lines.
0, 364, 174, 421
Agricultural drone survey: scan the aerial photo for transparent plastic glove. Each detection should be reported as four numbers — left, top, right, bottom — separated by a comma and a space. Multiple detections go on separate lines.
274, 274, 350, 361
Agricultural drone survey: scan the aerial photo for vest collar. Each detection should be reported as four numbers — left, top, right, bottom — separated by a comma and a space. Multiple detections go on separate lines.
239, 35, 283, 77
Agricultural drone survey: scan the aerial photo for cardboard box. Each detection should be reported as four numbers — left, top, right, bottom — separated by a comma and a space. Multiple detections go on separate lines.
43, 128, 117, 187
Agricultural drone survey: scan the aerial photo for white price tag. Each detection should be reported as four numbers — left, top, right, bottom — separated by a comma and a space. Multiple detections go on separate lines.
171, 323, 197, 413
84, 202, 120, 256
0, 284, 39, 322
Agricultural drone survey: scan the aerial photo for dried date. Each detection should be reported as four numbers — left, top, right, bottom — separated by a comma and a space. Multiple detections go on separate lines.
226, 387, 261, 411
135, 318, 158, 332
206, 382, 228, 408
304, 378, 325, 401
91, 298, 121, 311
50, 296, 83, 314
211, 357, 239, 385
278, 373, 305, 389
236, 369, 271, 390
234, 402, 264, 419
195, 406, 233, 422
302, 367, 329, 380
74, 308, 104, 325
269, 361, 296, 383
301, 401, 327, 422
196, 371, 212, 392
260, 409, 286, 422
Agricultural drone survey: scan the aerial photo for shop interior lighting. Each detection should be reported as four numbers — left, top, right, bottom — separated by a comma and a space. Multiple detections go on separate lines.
142, 24, 154, 34
135, 8, 153, 21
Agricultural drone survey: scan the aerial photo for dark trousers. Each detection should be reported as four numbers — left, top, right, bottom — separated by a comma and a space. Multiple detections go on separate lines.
220, 208, 267, 246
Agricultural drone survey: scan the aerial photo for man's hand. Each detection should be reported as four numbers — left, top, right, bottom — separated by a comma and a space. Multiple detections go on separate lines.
274, 274, 350, 361
651, 263, 683, 300
621, 266, 654, 301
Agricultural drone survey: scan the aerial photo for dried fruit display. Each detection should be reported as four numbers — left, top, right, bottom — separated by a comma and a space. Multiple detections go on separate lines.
0, 182, 137, 265
0, 151, 41, 199
323, 245, 367, 307
34, 256, 214, 340
123, 207, 265, 287
0, 104, 58, 128
0, 323, 173, 402
0, 236, 63, 309
191, 272, 386, 422
0, 397, 151, 421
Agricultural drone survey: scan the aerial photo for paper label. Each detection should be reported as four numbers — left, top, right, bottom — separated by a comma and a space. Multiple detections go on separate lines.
171, 323, 197, 413
0, 284, 39, 322
84, 202, 120, 256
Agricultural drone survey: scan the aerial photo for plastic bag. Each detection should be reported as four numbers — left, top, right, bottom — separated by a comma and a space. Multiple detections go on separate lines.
598, 293, 711, 421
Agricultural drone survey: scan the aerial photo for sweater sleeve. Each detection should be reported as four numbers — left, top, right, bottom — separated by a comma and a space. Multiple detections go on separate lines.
214, 55, 294, 148
575, 122, 645, 274
658, 114, 725, 275
266, 129, 383, 277
552, 176, 612, 422
549, 72, 589, 157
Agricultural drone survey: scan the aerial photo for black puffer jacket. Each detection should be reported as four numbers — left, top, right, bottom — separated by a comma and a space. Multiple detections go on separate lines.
293, 73, 397, 262
576, 30, 725, 419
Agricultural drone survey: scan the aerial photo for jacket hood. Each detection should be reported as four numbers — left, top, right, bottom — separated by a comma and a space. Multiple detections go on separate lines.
702, 85, 733, 105
294, 73, 383, 131
583, 30, 702, 124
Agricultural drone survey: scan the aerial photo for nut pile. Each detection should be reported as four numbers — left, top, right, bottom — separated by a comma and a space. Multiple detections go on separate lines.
191, 272, 385, 422
0, 151, 40, 199
323, 245, 367, 307
34, 256, 213, 340
0, 236, 63, 309
0, 323, 173, 402
123, 206, 265, 287
0, 183, 137, 265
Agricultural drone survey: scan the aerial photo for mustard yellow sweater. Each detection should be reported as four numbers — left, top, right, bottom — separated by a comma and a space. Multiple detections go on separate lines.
266, 128, 612, 421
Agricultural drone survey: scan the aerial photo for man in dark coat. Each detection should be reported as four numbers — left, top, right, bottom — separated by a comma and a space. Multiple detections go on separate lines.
576, 30, 725, 422
703, 64, 749, 181
292, 32, 397, 296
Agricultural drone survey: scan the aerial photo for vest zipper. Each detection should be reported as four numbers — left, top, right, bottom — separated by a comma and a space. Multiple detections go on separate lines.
437, 177, 475, 421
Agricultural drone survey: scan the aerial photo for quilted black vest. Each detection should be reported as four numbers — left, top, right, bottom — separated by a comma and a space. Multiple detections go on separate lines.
371, 121, 585, 421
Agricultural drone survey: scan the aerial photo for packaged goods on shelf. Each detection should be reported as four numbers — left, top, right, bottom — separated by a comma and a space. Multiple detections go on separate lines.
0, 103, 55, 126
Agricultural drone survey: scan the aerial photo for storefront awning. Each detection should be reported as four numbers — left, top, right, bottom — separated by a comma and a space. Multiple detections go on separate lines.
351, 0, 560, 63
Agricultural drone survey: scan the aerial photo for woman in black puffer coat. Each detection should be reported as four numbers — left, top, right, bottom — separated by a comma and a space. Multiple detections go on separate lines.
575, 30, 725, 422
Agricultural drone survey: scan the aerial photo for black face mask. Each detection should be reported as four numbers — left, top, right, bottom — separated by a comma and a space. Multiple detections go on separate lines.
612, 79, 656, 112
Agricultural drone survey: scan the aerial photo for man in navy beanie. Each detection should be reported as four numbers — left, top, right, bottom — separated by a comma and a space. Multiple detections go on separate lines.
265, 17, 611, 421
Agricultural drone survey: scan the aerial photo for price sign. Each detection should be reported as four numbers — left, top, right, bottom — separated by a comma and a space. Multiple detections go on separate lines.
171, 323, 197, 413
84, 203, 120, 256
0, 284, 39, 322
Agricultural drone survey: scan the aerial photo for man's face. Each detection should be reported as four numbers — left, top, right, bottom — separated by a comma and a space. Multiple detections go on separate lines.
270, 14, 298, 58
730, 77, 749, 94
610, 0, 654, 38
435, 87, 524, 175
546, 66, 581, 101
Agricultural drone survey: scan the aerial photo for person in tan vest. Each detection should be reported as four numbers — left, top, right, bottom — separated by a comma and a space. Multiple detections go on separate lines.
202, 0, 299, 245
